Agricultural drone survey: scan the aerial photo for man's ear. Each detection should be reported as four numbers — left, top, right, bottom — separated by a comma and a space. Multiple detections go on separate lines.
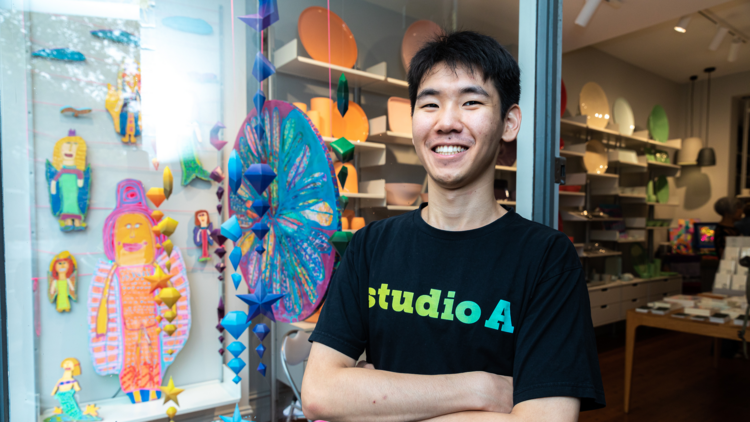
501, 105, 522, 142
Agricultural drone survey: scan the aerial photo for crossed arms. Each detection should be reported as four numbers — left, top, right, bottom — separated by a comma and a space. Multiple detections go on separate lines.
301, 342, 579, 422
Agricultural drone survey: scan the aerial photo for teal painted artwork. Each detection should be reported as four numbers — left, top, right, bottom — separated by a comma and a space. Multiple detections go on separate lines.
32, 48, 85, 61
90, 29, 140, 46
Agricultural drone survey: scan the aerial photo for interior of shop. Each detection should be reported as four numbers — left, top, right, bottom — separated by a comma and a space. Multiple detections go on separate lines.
0, 0, 749, 421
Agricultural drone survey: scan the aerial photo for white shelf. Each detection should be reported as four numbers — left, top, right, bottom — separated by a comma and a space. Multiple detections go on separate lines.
560, 118, 682, 151
39, 366, 241, 422
344, 180, 387, 207
322, 137, 386, 167
560, 149, 585, 158
495, 165, 517, 172
647, 160, 681, 169
497, 200, 516, 206
609, 160, 647, 169
274, 39, 408, 97
345, 192, 385, 199
581, 251, 623, 258
559, 191, 585, 196
586, 172, 619, 179
367, 116, 413, 145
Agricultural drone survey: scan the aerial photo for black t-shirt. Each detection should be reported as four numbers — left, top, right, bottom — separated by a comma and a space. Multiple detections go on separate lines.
310, 204, 606, 411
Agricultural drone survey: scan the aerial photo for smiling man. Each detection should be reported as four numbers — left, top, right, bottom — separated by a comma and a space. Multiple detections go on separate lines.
302, 31, 605, 421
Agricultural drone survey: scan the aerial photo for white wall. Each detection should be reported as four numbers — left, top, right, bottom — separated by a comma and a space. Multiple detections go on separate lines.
676, 70, 750, 222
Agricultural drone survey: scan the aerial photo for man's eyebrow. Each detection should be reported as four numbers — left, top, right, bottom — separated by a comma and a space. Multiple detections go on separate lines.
460, 85, 490, 97
416, 88, 439, 100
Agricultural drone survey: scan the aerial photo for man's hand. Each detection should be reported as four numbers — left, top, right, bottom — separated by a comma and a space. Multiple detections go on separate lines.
302, 343, 515, 422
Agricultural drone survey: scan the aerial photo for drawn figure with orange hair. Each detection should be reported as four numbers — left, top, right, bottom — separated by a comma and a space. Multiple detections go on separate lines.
45, 130, 91, 232
87, 179, 191, 404
48, 251, 78, 313
105, 58, 142, 143
44, 357, 102, 421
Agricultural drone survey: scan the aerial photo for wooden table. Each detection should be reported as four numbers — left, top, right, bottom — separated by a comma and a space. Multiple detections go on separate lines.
624, 308, 750, 413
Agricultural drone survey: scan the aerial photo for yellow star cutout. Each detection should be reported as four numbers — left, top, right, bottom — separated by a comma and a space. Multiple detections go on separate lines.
161, 376, 184, 406
146, 265, 173, 293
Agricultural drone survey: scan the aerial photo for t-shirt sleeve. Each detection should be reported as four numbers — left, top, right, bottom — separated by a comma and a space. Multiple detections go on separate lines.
308, 230, 368, 361
512, 240, 606, 411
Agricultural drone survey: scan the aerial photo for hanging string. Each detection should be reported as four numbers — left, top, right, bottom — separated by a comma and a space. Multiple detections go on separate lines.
327, 0, 332, 105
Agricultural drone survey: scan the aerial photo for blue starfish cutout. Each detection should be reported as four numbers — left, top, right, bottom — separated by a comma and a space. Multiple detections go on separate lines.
237, 281, 284, 323
219, 404, 250, 422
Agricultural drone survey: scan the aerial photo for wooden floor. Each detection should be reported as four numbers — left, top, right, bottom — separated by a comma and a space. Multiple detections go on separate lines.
580, 323, 750, 422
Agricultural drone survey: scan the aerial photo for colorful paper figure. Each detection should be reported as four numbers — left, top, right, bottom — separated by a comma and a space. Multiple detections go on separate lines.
48, 251, 78, 313
44, 358, 101, 422
193, 210, 214, 262
60, 106, 92, 117
46, 130, 92, 232
90, 29, 140, 46
87, 180, 191, 404
229, 100, 339, 322
33, 48, 85, 61
105, 59, 142, 143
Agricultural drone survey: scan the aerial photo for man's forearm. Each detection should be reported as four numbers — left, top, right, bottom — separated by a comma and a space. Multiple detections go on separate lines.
420, 397, 581, 422
302, 367, 499, 422
420, 411, 517, 421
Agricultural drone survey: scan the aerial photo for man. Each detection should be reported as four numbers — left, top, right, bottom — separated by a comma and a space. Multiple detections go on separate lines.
302, 31, 605, 421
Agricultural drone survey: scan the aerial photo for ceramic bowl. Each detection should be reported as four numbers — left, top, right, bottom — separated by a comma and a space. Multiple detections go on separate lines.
401, 20, 443, 71
420, 193, 428, 203
298, 7, 357, 68
385, 183, 422, 206
387, 97, 412, 133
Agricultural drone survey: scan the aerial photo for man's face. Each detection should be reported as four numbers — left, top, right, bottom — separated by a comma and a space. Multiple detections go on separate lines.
412, 63, 510, 189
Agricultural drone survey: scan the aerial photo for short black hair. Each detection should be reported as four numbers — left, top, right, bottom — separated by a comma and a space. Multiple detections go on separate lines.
407, 31, 520, 119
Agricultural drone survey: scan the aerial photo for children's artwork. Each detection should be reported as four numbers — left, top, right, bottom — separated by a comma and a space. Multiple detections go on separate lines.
105, 59, 141, 143
90, 29, 140, 46
670, 219, 696, 255
60, 106, 92, 117
32, 48, 86, 61
193, 210, 214, 262
87, 179, 191, 404
45, 130, 92, 232
229, 100, 339, 322
44, 358, 101, 421
180, 132, 212, 186
48, 251, 78, 313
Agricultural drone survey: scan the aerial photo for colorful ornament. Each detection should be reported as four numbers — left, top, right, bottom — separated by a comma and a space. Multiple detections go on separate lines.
193, 210, 214, 262
210, 121, 227, 150
237, 282, 284, 322
48, 251, 78, 313
45, 130, 92, 232
160, 377, 184, 406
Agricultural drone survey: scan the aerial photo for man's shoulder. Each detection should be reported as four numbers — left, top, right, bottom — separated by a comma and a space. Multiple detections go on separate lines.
509, 211, 574, 250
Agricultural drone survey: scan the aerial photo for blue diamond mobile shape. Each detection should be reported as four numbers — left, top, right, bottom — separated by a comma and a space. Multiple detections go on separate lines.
237, 0, 279, 32
254, 123, 265, 142
231, 273, 242, 290
221, 311, 250, 340
255, 343, 266, 359
228, 150, 244, 194
253, 323, 270, 342
229, 246, 242, 271
251, 222, 269, 241
227, 341, 247, 358
243, 163, 276, 195
253, 89, 266, 113
219, 404, 248, 422
228, 357, 246, 375
257, 362, 267, 377
221, 216, 242, 243
251, 52, 276, 82
255, 245, 265, 255
252, 198, 270, 218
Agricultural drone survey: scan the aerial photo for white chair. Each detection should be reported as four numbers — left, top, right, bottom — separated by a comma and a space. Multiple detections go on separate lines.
281, 330, 313, 422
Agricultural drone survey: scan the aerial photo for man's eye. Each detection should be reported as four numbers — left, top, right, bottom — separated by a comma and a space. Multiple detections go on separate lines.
421, 103, 438, 108
464, 101, 482, 106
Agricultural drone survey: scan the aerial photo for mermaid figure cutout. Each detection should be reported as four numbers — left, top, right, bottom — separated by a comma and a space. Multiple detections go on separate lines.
48, 251, 78, 312
192, 210, 213, 262
87, 179, 191, 404
44, 358, 101, 421
45, 130, 91, 232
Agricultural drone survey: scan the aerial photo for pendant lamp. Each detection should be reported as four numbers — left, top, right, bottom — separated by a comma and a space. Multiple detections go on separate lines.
697, 67, 716, 167
679, 75, 703, 165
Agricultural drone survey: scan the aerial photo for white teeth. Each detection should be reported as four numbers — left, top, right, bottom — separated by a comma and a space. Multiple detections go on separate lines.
434, 145, 467, 155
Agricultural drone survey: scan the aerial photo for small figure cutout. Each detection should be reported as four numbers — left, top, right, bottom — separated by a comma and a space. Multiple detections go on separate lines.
48, 251, 78, 313
193, 210, 214, 262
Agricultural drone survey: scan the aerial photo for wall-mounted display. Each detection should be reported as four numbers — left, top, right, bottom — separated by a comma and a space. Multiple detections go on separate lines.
87, 180, 191, 404
48, 251, 78, 313
579, 82, 610, 129
230, 100, 339, 322
45, 130, 91, 232
298, 7, 357, 68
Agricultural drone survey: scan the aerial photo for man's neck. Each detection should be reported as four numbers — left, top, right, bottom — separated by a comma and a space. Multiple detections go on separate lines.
421, 172, 506, 232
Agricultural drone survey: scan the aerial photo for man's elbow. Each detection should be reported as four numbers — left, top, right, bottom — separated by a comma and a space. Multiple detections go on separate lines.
301, 375, 329, 420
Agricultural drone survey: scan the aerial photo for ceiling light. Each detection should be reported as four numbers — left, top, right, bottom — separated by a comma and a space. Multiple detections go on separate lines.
575, 0, 602, 27
709, 26, 729, 51
728, 38, 742, 62
674, 15, 691, 33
